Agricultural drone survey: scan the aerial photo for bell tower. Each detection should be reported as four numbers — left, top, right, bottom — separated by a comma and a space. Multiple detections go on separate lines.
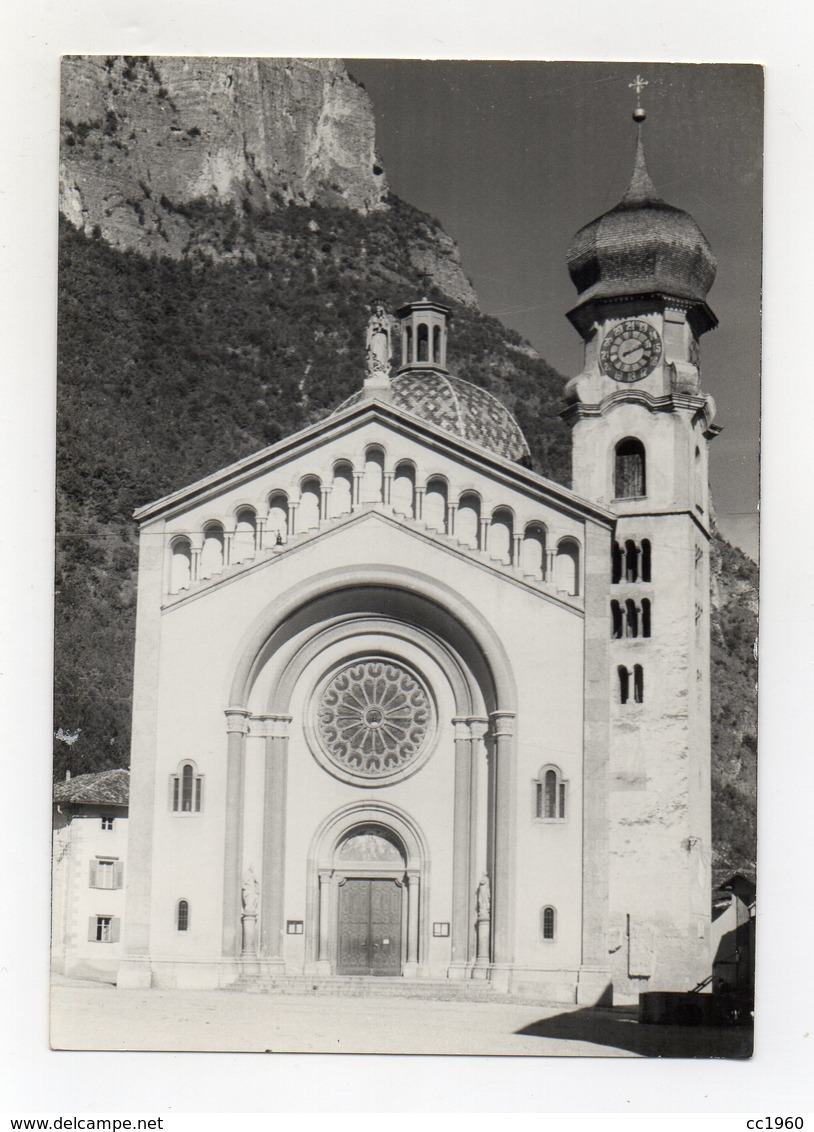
562, 82, 720, 996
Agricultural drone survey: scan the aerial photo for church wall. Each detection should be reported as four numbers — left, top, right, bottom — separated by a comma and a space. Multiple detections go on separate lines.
126, 494, 597, 988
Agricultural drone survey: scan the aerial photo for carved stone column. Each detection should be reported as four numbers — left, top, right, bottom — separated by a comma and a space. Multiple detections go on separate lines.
224, 530, 235, 567
446, 502, 457, 537
261, 714, 292, 971
221, 709, 250, 958
512, 533, 523, 568
405, 870, 420, 977
383, 472, 393, 506
449, 717, 474, 979
320, 485, 331, 522
190, 545, 202, 584
352, 472, 364, 510
545, 548, 556, 583
414, 486, 425, 521
479, 517, 490, 554
490, 710, 516, 989
256, 517, 267, 553
469, 718, 488, 964
288, 501, 299, 537
316, 870, 332, 975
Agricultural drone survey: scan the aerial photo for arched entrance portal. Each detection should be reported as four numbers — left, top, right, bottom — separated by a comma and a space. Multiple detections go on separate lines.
334, 827, 406, 976
308, 803, 427, 979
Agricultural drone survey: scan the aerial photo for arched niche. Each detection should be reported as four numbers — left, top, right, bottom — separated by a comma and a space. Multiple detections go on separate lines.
227, 565, 516, 717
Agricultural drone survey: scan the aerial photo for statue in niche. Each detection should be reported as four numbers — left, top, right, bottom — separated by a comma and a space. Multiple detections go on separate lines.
242, 865, 259, 914
476, 873, 491, 919
365, 302, 393, 377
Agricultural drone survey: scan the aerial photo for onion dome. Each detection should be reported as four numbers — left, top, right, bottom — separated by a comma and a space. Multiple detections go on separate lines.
337, 370, 531, 464
566, 133, 717, 327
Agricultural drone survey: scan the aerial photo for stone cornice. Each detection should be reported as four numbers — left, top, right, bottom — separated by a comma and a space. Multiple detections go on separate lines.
560, 388, 719, 436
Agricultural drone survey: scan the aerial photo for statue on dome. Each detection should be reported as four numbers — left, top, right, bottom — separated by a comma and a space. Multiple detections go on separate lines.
365, 302, 393, 377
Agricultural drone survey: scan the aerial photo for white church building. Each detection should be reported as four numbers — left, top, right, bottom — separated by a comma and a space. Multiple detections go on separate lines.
118, 124, 718, 1005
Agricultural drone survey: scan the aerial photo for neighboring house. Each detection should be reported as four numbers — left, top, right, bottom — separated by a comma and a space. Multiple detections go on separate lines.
712, 873, 756, 997
118, 120, 720, 1003
52, 769, 129, 981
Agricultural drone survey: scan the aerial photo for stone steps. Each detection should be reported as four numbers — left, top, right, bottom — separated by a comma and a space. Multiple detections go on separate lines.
227, 974, 557, 1006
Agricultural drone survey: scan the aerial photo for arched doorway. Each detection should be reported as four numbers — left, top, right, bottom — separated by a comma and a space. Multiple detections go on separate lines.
308, 801, 428, 979
334, 826, 406, 976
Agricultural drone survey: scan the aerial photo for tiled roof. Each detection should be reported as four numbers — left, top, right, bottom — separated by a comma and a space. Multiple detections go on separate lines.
567, 135, 717, 307
53, 768, 130, 806
336, 371, 531, 464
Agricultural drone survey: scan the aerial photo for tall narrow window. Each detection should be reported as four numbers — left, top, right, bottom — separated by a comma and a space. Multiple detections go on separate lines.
201, 523, 225, 578
433, 325, 441, 363
624, 540, 639, 583
172, 762, 203, 813
267, 492, 289, 544
615, 438, 646, 498
641, 539, 652, 582
695, 446, 704, 514
611, 600, 623, 639
612, 541, 623, 584
177, 900, 189, 932
535, 766, 567, 821
417, 322, 429, 361
542, 906, 556, 941
618, 666, 630, 704
642, 598, 652, 638
362, 447, 384, 503
633, 664, 644, 704
521, 524, 546, 581
404, 325, 413, 364
625, 598, 639, 638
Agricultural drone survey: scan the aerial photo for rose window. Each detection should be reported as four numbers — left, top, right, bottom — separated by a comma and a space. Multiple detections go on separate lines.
316, 660, 432, 779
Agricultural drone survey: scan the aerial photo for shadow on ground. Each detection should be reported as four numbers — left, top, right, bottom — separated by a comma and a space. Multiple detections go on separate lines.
516, 1006, 753, 1059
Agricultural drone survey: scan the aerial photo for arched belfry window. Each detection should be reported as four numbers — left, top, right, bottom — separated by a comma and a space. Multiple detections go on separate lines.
417, 322, 429, 362
615, 438, 646, 499
177, 899, 189, 932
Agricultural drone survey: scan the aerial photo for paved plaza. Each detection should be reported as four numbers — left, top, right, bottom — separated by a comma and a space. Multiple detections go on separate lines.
50, 978, 751, 1058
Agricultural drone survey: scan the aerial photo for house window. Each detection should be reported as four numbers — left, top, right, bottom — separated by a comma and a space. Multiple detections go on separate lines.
615, 438, 646, 498
535, 766, 566, 821
101, 816, 114, 831
177, 900, 189, 932
89, 915, 120, 943
172, 762, 203, 813
89, 858, 123, 889
541, 906, 556, 941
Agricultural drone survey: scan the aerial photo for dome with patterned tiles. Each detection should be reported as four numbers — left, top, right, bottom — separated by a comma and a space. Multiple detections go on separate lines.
339, 369, 531, 464
567, 133, 717, 313
335, 298, 531, 465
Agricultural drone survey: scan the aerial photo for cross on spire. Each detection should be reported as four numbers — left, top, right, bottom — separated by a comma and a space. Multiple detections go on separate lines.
629, 74, 648, 123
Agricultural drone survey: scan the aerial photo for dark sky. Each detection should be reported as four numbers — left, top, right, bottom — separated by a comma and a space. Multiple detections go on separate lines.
347, 60, 763, 559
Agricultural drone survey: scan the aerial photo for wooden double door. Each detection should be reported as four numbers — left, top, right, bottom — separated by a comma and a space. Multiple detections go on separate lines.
337, 877, 402, 976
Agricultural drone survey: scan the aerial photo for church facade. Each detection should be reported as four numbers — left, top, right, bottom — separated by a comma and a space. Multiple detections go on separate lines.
118, 125, 719, 1005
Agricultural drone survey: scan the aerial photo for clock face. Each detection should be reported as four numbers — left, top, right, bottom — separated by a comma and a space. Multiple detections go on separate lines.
599, 319, 662, 382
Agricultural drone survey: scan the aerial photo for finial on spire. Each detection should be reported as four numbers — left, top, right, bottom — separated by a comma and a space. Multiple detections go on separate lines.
629, 73, 648, 122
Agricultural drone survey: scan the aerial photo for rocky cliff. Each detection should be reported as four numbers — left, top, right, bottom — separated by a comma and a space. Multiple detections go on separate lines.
59, 55, 477, 305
